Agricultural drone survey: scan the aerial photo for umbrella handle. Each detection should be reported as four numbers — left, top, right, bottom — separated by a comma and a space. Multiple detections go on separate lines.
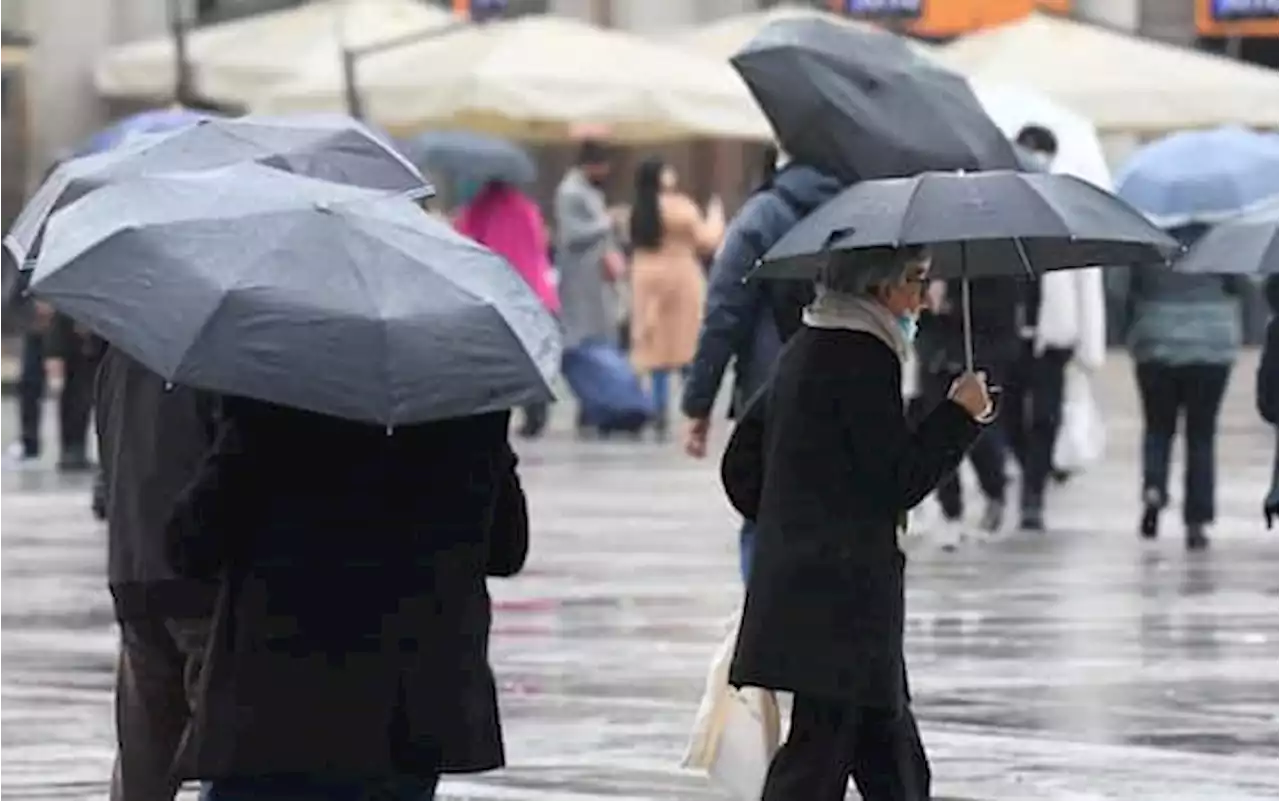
961, 245, 974, 374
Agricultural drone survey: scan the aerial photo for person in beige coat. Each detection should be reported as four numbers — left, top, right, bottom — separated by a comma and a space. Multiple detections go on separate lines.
628, 157, 724, 437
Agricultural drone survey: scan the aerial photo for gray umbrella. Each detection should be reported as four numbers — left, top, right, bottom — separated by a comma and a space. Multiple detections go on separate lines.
402, 131, 537, 190
730, 18, 1018, 183
5, 113, 432, 269
1176, 205, 1278, 277
29, 164, 558, 426
755, 170, 1179, 370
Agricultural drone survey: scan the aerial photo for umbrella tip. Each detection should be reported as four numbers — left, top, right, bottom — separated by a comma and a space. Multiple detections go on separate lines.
386, 425, 394, 436
163, 381, 175, 392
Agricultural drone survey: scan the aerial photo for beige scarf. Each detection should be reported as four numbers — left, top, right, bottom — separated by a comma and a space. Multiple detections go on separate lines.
801, 287, 909, 363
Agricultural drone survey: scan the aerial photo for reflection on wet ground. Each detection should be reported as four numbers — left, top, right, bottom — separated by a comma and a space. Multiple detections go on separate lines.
3, 357, 1278, 800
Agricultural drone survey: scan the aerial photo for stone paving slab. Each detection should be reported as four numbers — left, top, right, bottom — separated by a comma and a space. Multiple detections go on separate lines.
2, 354, 1277, 800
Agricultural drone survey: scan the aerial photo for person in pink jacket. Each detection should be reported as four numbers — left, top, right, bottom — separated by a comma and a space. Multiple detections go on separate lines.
455, 182, 560, 437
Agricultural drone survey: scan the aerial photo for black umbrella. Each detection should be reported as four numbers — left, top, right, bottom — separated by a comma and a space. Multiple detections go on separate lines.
401, 131, 537, 192
1176, 205, 1278, 277
730, 18, 1018, 183
754, 170, 1179, 369
28, 165, 560, 426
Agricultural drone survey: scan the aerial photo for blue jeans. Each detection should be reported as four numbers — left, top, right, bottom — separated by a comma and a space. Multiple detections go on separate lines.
201, 776, 439, 801
739, 519, 756, 583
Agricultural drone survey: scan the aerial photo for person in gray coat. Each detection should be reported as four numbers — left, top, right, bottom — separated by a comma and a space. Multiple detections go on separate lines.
680, 160, 843, 581
1123, 223, 1245, 550
553, 139, 624, 353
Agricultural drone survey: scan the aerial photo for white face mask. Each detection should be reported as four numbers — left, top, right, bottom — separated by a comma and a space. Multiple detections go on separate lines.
1027, 151, 1054, 171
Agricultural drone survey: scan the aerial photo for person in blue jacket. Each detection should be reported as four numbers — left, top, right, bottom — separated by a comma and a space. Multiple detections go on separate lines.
680, 153, 843, 581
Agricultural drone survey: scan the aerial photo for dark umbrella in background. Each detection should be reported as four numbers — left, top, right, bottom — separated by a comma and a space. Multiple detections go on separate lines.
401, 130, 537, 193
730, 17, 1018, 182
754, 170, 1179, 370
1175, 205, 1278, 277
28, 165, 559, 426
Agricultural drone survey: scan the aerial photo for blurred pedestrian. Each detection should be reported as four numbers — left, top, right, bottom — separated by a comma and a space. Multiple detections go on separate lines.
1123, 224, 1244, 550
720, 247, 992, 801
96, 346, 220, 801
455, 181, 561, 438
166, 399, 529, 799
913, 274, 1022, 540
555, 139, 627, 432
681, 150, 843, 581
628, 157, 723, 438
1004, 124, 1108, 531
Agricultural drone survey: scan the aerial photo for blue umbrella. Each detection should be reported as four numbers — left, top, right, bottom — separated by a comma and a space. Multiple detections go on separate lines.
1116, 127, 1280, 228
401, 131, 536, 194
75, 107, 215, 156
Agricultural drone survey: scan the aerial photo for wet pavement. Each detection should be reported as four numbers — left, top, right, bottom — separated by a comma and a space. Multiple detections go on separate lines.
2, 355, 1277, 800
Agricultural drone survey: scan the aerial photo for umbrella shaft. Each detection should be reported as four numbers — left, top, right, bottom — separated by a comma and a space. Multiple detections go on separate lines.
961, 248, 974, 374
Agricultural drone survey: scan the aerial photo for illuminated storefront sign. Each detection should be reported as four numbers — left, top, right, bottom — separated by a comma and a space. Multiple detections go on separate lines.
1198, 0, 1278, 35
835, 0, 1070, 37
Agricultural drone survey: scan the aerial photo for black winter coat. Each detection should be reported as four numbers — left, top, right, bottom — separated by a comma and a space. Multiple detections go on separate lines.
724, 329, 979, 708
166, 399, 528, 780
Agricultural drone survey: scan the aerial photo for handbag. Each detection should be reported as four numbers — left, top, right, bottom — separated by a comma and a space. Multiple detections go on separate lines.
681, 608, 782, 800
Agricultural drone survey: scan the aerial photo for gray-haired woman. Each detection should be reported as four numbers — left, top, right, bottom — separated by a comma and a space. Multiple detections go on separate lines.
721, 246, 991, 800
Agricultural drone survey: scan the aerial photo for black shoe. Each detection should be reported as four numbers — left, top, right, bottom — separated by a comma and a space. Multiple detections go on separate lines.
1020, 504, 1045, 533
1186, 524, 1209, 551
1139, 505, 1160, 540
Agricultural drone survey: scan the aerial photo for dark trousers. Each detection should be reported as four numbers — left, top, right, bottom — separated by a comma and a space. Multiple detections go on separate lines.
914, 370, 1007, 519
762, 696, 930, 801
111, 616, 209, 801
1134, 362, 1231, 525
1004, 344, 1071, 506
17, 330, 97, 458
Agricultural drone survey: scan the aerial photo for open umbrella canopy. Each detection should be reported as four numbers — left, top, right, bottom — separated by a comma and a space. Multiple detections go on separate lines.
29, 165, 558, 426
1176, 206, 1279, 277
934, 13, 1280, 132
1115, 127, 1280, 229
401, 131, 536, 190
93, 0, 453, 106
669, 4, 938, 63
254, 15, 772, 143
755, 170, 1179, 281
4, 113, 430, 269
75, 107, 216, 156
730, 17, 1017, 183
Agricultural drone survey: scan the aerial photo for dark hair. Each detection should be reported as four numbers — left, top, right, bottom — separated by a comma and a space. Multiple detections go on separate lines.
629, 157, 665, 251
576, 138, 610, 167
1015, 124, 1058, 157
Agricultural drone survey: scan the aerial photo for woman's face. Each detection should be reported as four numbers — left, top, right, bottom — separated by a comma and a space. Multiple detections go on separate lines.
878, 258, 931, 318
659, 166, 678, 191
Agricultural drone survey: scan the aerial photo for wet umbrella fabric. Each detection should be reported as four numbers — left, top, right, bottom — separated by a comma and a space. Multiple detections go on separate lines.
1175, 206, 1278, 277
754, 170, 1178, 282
402, 131, 536, 190
75, 107, 214, 156
730, 18, 1018, 183
5, 113, 431, 268
1115, 127, 1280, 228
28, 164, 558, 426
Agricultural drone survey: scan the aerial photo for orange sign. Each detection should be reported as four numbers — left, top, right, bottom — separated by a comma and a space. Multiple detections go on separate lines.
1196, 0, 1279, 37
834, 0, 1071, 38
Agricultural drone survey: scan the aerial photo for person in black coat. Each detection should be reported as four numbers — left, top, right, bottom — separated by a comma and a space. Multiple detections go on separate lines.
1260, 274, 1278, 528
95, 346, 221, 801
165, 398, 528, 799
721, 247, 991, 801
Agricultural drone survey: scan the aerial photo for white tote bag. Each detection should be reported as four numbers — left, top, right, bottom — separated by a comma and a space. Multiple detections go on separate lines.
1053, 363, 1107, 472
682, 608, 782, 800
